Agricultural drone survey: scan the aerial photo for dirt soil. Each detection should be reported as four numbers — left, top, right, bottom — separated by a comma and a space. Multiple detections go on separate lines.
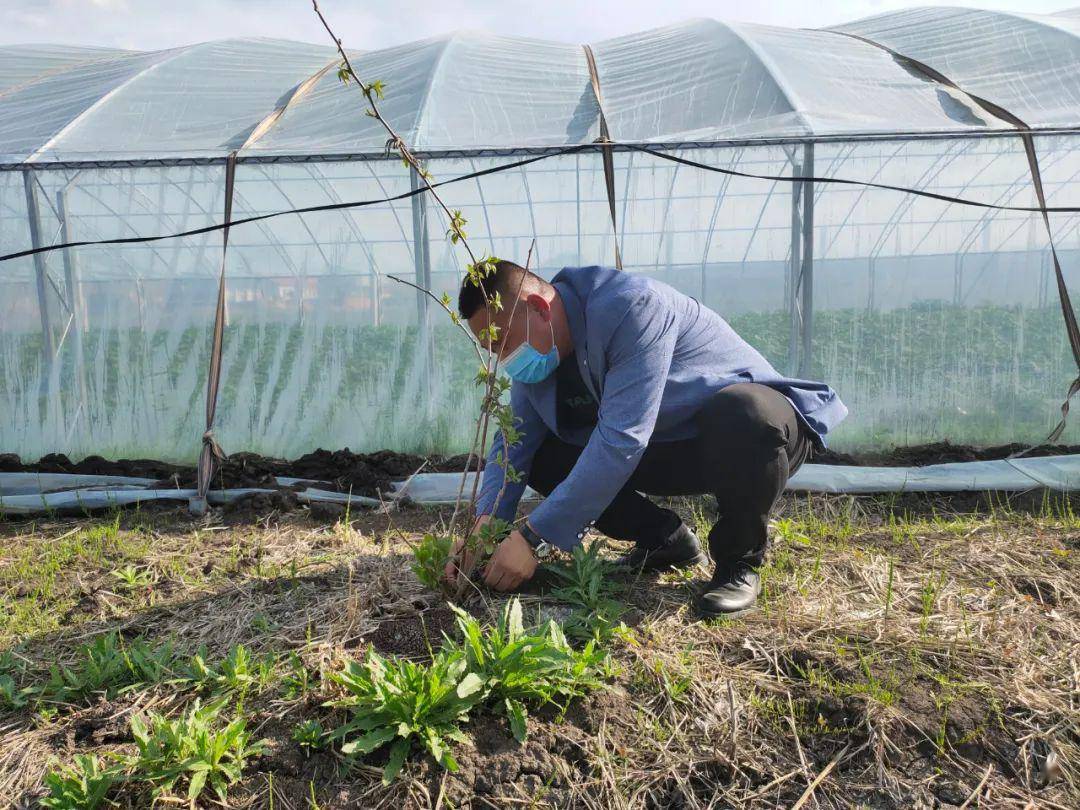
1, 496, 1077, 809
811, 440, 1080, 466
362, 604, 460, 658
0, 448, 483, 498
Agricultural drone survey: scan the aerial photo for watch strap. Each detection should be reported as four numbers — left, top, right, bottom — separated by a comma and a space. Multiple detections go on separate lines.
519, 521, 545, 549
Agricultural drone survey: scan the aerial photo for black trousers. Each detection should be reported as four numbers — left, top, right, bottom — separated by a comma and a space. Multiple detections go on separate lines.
527, 383, 813, 568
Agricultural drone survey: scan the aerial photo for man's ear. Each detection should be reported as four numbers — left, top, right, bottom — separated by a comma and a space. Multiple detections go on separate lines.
526, 293, 551, 321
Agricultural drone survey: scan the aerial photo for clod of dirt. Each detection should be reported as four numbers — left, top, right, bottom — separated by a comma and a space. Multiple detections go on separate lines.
71, 712, 131, 747
308, 501, 347, 523
363, 605, 459, 658
562, 686, 628, 735
1013, 577, 1060, 606
933, 779, 971, 806
221, 490, 300, 523
5, 448, 485, 502
411, 712, 577, 808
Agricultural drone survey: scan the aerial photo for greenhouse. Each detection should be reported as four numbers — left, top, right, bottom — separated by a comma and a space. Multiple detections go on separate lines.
4, 4, 1080, 464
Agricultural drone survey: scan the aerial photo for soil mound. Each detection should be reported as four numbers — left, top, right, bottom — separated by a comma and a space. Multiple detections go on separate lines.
811, 440, 1080, 467
0, 449, 484, 498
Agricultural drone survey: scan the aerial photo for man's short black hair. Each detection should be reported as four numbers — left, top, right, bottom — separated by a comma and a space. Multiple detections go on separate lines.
457, 260, 545, 320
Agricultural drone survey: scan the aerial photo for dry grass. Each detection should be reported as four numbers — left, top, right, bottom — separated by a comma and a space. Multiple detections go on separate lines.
0, 492, 1077, 808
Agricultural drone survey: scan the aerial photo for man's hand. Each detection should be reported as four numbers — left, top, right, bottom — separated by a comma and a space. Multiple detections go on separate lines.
444, 514, 491, 584
482, 530, 538, 592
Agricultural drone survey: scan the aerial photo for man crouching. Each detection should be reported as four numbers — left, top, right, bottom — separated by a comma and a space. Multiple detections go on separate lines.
444, 261, 847, 617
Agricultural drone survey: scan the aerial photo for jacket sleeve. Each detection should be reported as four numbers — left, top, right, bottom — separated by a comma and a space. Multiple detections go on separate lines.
474, 382, 549, 522
527, 293, 678, 550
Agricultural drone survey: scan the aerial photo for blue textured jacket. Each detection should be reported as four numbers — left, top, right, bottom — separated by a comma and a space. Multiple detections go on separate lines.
475, 266, 848, 550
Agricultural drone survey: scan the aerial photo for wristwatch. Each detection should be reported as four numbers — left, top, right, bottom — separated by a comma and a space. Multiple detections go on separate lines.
519, 521, 554, 559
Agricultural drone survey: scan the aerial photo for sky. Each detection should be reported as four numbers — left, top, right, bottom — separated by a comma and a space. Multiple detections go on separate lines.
1, 0, 1078, 51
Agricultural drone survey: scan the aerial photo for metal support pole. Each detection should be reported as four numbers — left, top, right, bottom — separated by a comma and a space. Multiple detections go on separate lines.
22, 170, 55, 359
372, 268, 381, 326
56, 189, 84, 330
866, 257, 876, 312
410, 165, 434, 411
799, 142, 815, 380
953, 254, 964, 306
787, 154, 803, 375
57, 186, 89, 432
575, 154, 582, 262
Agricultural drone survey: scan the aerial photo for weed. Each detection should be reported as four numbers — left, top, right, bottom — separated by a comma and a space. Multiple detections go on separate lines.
411, 533, 454, 591
0, 513, 147, 641
110, 565, 155, 592
327, 649, 484, 783
185, 645, 276, 697
545, 542, 624, 640
772, 517, 811, 547
445, 599, 605, 740
919, 571, 943, 635
792, 649, 897, 708
251, 612, 279, 634
656, 651, 694, 705
40, 754, 117, 810
687, 498, 714, 539
282, 651, 316, 699
292, 719, 327, 753
888, 513, 918, 549
883, 557, 896, 624
129, 698, 265, 803
0, 672, 36, 711
749, 692, 854, 738
44, 632, 176, 705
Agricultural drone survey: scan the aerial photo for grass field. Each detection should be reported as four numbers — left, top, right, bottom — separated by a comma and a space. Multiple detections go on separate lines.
0, 493, 1077, 808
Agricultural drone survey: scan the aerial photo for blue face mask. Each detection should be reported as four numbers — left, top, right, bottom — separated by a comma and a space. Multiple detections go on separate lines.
501, 316, 559, 384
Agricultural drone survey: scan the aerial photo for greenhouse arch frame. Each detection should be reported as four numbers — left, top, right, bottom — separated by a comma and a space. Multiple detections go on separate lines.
5, 6, 1080, 463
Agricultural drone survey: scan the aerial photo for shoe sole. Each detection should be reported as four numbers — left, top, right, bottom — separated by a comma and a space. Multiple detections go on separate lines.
618, 551, 710, 572
695, 602, 759, 620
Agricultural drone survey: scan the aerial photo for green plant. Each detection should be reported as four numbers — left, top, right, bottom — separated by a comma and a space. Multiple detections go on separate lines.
655, 653, 694, 705
0, 672, 36, 710
40, 754, 117, 810
411, 533, 454, 591
292, 719, 326, 753
129, 699, 265, 803
185, 645, 275, 696
282, 651, 315, 699
110, 564, 155, 591
44, 632, 175, 704
446, 599, 605, 741
883, 557, 896, 624
327, 649, 484, 784
250, 612, 279, 634
545, 543, 624, 640
412, 518, 512, 598
919, 571, 943, 635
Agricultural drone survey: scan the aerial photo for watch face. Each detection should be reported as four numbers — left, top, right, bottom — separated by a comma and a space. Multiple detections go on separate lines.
535, 542, 553, 559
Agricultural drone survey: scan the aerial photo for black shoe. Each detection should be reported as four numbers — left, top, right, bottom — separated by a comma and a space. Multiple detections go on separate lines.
696, 562, 761, 617
615, 523, 709, 572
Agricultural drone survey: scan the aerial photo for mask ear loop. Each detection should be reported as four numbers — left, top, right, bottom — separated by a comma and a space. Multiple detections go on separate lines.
499, 309, 527, 364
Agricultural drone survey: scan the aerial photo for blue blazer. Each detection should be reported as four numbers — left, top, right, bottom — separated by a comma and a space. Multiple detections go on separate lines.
476, 265, 848, 550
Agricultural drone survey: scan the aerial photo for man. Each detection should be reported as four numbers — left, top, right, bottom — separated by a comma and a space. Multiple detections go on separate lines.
445, 261, 847, 616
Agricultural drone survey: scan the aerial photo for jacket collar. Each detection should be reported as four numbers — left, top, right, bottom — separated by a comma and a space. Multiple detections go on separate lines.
552, 276, 599, 400
553, 276, 587, 355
